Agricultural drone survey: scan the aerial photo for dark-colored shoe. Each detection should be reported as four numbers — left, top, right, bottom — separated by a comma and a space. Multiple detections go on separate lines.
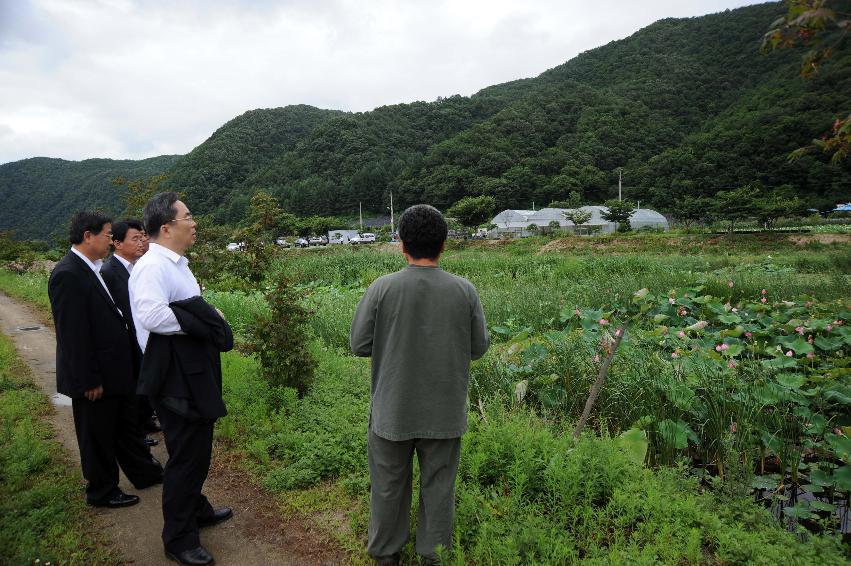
374, 553, 400, 566
145, 436, 159, 446
165, 545, 214, 566
89, 491, 140, 508
197, 506, 233, 528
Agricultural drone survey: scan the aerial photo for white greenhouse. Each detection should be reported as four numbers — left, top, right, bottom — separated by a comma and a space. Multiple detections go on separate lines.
489, 206, 669, 236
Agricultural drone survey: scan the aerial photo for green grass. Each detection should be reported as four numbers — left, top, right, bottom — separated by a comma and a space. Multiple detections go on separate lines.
0, 333, 119, 565
0, 269, 51, 315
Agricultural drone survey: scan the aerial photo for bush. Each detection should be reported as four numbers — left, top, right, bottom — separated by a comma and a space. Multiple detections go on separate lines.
246, 276, 316, 397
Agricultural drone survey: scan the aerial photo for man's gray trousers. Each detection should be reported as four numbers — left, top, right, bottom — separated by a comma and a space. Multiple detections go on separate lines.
367, 429, 461, 560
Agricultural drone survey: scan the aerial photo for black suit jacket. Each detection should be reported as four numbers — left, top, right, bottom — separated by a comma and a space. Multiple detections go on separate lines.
100, 254, 143, 376
48, 251, 136, 398
137, 296, 233, 421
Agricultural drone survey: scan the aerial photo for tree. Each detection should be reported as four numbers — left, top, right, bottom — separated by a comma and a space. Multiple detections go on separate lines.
248, 191, 284, 235
671, 196, 712, 228
754, 186, 805, 230
246, 276, 316, 398
712, 185, 759, 234
763, 0, 850, 163
113, 174, 170, 218
447, 195, 497, 230
601, 200, 636, 232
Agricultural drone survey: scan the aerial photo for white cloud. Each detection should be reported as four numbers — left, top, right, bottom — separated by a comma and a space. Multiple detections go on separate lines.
0, 0, 767, 164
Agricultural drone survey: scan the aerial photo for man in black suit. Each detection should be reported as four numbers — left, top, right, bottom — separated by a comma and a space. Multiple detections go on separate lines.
47, 211, 163, 508
100, 219, 158, 444
130, 193, 233, 566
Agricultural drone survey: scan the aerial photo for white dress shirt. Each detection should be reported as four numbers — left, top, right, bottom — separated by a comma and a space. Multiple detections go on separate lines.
113, 253, 134, 274
71, 246, 117, 305
129, 242, 200, 352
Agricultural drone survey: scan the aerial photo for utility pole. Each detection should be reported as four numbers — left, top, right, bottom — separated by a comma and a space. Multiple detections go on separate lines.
359, 202, 363, 231
618, 168, 623, 201
389, 192, 394, 236
532, 201, 535, 211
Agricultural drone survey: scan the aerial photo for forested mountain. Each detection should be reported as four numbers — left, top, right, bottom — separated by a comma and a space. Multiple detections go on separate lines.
2, 1, 848, 239
171, 1, 848, 221
0, 155, 180, 240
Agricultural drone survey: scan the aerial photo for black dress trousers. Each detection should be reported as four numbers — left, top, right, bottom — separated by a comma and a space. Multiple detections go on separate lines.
72, 394, 164, 504
155, 401, 216, 554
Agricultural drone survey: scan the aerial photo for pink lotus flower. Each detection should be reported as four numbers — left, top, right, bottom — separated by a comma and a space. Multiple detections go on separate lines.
678, 331, 686, 339
599, 318, 608, 326
732, 307, 738, 313
808, 336, 814, 344
745, 331, 753, 338
615, 328, 622, 337
715, 344, 722, 352
827, 324, 833, 332
668, 297, 675, 304
730, 422, 737, 433
835, 320, 844, 326
574, 308, 582, 317
795, 326, 804, 335
806, 301, 813, 307
786, 350, 794, 357
721, 343, 729, 351
760, 297, 767, 304
761, 289, 767, 295
697, 321, 707, 329
728, 281, 734, 288
807, 352, 814, 359
727, 360, 736, 369
671, 351, 679, 359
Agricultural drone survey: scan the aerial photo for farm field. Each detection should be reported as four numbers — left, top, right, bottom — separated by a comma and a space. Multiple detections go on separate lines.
1, 232, 850, 564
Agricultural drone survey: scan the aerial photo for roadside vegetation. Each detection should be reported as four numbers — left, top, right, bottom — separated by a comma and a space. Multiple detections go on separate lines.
2, 231, 848, 563
0, 332, 119, 565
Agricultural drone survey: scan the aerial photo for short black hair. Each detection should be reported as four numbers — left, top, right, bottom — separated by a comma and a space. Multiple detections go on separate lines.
69, 211, 112, 245
143, 192, 179, 238
111, 218, 144, 243
398, 204, 447, 260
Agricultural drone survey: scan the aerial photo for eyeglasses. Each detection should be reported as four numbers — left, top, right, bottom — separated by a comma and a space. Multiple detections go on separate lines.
168, 214, 194, 223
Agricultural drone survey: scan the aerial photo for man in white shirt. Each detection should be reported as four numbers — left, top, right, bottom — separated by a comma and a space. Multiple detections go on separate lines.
48, 211, 163, 509
130, 192, 231, 566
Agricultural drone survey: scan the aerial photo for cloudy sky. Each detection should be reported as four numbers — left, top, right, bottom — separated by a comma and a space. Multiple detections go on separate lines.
0, 0, 766, 165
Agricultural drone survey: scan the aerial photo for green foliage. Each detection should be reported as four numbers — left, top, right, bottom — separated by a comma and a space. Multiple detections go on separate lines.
246, 276, 316, 397
562, 208, 592, 227
670, 195, 712, 227
112, 173, 170, 218
0, 155, 180, 240
712, 185, 759, 233
0, 333, 119, 565
447, 195, 497, 229
601, 199, 635, 231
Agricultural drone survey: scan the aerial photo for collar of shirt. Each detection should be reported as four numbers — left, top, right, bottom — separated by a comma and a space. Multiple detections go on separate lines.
71, 246, 104, 274
148, 242, 189, 267
113, 253, 134, 273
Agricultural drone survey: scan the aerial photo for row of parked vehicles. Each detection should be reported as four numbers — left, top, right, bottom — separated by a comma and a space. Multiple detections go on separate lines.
227, 232, 377, 251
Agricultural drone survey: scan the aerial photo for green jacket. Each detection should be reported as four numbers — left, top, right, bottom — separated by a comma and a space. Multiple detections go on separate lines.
350, 265, 489, 441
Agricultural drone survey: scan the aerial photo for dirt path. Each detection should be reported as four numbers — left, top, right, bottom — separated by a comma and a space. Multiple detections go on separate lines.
0, 292, 344, 566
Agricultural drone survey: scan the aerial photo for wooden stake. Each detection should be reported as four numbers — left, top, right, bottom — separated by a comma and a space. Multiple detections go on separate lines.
573, 326, 626, 440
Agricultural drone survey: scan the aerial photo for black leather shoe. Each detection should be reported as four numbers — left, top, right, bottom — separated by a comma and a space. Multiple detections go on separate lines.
165, 545, 214, 566
374, 554, 400, 566
197, 506, 233, 528
145, 436, 159, 446
90, 491, 140, 508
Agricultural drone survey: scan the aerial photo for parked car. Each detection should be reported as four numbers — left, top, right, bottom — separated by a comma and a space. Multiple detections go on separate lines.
275, 238, 291, 248
351, 232, 376, 244
295, 237, 310, 248
308, 235, 328, 246
226, 242, 246, 251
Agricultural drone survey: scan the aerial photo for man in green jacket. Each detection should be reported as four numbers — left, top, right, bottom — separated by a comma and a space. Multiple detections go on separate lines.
350, 204, 490, 565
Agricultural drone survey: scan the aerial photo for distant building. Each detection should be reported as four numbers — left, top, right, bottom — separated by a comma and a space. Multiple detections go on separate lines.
489, 206, 669, 236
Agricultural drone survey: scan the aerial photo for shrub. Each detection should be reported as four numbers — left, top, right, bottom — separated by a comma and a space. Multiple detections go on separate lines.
246, 276, 316, 397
